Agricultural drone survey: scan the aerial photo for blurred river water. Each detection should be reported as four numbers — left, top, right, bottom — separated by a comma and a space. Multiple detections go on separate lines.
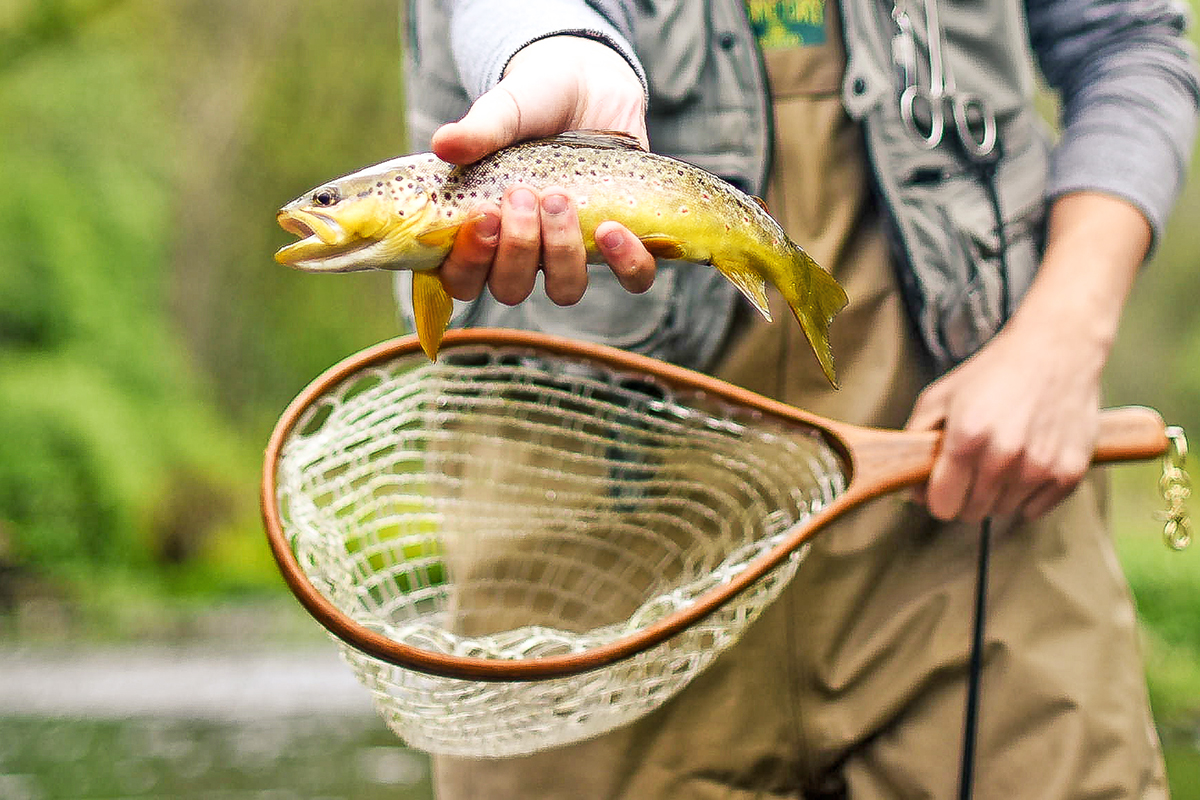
0, 647, 433, 799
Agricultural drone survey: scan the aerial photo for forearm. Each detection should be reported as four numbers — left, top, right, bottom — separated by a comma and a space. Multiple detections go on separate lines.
1005, 191, 1150, 378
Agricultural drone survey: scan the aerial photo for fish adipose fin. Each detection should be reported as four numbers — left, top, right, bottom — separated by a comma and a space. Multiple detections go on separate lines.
711, 257, 773, 322
412, 271, 454, 360
783, 249, 848, 388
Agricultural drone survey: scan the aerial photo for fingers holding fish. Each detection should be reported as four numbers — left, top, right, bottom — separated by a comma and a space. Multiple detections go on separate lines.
490, 186, 543, 305
596, 221, 656, 294
438, 185, 651, 309
440, 204, 501, 301
540, 190, 589, 306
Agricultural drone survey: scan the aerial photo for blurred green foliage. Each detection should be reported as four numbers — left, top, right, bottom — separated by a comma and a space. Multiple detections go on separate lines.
0, 0, 403, 606
0, 0, 1197, 789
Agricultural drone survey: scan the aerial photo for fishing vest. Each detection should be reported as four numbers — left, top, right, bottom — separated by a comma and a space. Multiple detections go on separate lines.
401, 0, 1050, 373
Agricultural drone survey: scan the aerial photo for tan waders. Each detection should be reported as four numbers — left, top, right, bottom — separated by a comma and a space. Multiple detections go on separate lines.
433, 18, 1167, 800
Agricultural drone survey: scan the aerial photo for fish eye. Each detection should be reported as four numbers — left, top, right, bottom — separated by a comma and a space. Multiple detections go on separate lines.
312, 187, 339, 207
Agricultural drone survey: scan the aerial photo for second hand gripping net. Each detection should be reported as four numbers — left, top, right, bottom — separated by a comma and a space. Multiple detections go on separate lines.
271, 339, 847, 757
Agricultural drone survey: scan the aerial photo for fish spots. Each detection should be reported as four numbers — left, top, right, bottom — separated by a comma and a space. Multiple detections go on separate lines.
678, 205, 690, 215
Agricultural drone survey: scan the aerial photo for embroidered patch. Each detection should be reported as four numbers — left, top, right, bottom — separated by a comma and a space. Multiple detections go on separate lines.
746, 0, 826, 49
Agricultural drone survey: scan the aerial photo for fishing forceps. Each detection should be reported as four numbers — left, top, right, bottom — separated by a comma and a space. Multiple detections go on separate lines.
892, 0, 998, 161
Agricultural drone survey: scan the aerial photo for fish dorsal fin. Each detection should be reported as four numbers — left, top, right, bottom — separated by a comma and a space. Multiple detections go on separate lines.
548, 130, 647, 152
751, 196, 770, 213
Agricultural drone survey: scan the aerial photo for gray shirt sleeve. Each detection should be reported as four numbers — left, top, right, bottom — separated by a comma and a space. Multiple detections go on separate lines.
1027, 0, 1200, 245
446, 0, 646, 100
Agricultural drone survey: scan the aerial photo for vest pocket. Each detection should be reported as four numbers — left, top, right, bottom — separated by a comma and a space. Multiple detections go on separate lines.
890, 126, 1049, 367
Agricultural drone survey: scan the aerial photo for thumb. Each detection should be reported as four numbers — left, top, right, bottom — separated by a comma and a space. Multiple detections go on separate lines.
904, 384, 949, 509
431, 86, 525, 165
905, 383, 948, 432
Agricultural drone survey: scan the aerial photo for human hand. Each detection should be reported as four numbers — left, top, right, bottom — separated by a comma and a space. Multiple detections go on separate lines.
904, 192, 1149, 522
904, 316, 1103, 522
431, 35, 655, 306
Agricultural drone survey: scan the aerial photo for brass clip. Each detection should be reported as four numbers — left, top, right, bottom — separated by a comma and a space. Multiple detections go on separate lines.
1156, 426, 1191, 551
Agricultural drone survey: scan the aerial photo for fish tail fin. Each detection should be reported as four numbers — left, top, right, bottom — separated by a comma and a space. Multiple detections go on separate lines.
780, 247, 847, 388
412, 270, 454, 360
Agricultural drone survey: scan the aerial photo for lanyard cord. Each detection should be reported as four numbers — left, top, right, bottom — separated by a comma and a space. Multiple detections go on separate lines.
977, 158, 1011, 320
953, 146, 1006, 800
958, 517, 993, 800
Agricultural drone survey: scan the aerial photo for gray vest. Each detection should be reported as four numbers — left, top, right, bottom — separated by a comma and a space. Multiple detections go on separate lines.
401, 0, 1049, 372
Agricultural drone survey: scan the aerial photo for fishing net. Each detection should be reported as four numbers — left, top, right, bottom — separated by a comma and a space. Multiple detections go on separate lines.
269, 340, 847, 756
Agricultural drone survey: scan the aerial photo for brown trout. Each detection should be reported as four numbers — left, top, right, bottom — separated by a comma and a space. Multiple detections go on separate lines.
275, 131, 847, 385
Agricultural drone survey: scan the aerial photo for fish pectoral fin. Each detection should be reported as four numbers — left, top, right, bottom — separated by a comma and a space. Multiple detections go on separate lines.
712, 256, 773, 322
412, 271, 454, 360
415, 223, 462, 249
638, 234, 690, 262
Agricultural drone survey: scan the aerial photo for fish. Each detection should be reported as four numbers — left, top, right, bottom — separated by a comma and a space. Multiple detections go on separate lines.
275, 130, 848, 385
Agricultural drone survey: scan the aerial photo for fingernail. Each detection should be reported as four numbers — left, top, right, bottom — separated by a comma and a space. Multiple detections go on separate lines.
542, 193, 568, 215
510, 188, 536, 211
473, 212, 500, 240
601, 230, 624, 251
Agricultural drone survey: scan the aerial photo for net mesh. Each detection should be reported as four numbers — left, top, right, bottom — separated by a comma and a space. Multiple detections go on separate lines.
274, 343, 847, 756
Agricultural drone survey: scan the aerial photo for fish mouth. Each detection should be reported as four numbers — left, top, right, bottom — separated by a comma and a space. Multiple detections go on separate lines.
274, 209, 374, 268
